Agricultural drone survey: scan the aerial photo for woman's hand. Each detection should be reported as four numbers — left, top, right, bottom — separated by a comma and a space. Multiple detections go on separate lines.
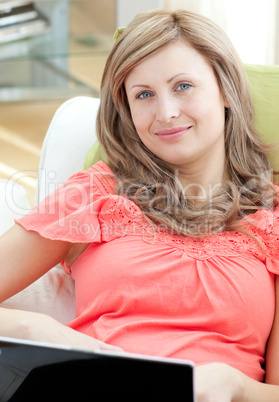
195, 363, 244, 402
1, 307, 122, 352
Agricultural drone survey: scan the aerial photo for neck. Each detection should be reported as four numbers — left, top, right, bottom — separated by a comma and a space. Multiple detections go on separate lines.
177, 155, 227, 198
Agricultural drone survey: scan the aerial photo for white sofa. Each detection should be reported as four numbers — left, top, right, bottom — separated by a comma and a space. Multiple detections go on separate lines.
0, 96, 100, 324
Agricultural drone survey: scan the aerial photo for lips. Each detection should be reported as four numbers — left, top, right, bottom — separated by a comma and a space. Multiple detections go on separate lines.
155, 126, 192, 141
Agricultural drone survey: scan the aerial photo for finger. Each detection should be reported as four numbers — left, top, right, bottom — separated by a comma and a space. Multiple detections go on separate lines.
98, 340, 124, 352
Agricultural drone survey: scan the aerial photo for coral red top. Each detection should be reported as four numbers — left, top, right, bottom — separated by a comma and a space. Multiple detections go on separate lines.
17, 161, 279, 381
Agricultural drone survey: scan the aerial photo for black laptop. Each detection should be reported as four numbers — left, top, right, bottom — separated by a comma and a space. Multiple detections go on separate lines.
0, 336, 195, 401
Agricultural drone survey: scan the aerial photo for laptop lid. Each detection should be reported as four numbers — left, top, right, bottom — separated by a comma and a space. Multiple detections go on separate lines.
0, 336, 195, 402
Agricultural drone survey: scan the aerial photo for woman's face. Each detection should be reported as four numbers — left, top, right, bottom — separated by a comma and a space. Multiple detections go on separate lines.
124, 40, 229, 179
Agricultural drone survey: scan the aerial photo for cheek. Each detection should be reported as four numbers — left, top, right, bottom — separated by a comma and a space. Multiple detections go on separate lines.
130, 106, 152, 137
192, 95, 225, 126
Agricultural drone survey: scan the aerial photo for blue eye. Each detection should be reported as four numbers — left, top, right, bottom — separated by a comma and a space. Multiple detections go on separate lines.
136, 91, 153, 99
177, 83, 191, 91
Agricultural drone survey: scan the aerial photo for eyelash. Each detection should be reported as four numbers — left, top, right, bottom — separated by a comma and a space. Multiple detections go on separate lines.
177, 82, 192, 91
136, 92, 153, 99
135, 82, 192, 99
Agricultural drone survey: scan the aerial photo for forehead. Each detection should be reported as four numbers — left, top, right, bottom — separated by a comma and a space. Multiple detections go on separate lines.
125, 40, 214, 85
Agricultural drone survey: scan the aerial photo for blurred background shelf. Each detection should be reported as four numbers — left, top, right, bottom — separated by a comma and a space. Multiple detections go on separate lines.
0, 0, 115, 102
0, 0, 163, 204
0, 0, 116, 204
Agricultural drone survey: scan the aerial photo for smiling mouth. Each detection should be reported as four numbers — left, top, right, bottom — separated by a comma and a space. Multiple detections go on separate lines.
155, 126, 192, 141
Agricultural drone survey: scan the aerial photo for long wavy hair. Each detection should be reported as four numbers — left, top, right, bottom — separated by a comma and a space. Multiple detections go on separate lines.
97, 9, 277, 237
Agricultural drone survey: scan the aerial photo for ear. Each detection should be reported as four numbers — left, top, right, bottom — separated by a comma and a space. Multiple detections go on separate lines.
224, 98, 230, 108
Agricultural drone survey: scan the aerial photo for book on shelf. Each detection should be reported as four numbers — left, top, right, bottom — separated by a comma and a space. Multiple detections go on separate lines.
0, 1, 32, 10
0, 1, 50, 43
0, 3, 38, 26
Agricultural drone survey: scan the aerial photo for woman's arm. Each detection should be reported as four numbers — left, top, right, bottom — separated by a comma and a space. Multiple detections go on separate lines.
195, 276, 279, 401
0, 223, 121, 352
265, 275, 279, 384
0, 223, 71, 303
195, 363, 279, 402
0, 307, 122, 352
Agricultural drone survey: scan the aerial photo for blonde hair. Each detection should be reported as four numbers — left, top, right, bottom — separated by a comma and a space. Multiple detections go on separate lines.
97, 9, 277, 236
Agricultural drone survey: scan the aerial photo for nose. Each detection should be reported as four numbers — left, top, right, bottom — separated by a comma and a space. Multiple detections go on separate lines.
155, 95, 180, 123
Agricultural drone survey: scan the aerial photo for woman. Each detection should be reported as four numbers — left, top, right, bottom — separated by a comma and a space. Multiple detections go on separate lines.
1, 9, 279, 401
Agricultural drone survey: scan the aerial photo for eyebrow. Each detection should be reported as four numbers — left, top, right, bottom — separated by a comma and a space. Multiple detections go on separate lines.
128, 73, 197, 92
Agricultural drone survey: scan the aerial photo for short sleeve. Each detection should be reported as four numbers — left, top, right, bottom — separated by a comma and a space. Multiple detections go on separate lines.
237, 185, 279, 275
262, 193, 279, 275
16, 162, 117, 244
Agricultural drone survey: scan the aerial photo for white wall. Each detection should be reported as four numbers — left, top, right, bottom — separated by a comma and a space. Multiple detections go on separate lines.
164, 0, 279, 64
116, 0, 164, 27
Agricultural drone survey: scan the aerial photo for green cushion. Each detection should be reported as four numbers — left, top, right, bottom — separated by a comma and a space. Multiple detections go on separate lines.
83, 64, 279, 171
245, 64, 279, 171
83, 136, 109, 170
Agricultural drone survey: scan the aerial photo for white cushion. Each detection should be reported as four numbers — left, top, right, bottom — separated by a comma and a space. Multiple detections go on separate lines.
1, 266, 75, 324
36, 96, 99, 204
0, 179, 30, 235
